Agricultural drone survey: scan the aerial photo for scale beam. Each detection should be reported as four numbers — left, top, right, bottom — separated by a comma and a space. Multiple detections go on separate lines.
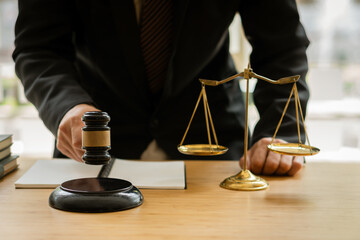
252, 73, 300, 84
199, 72, 244, 86
200, 70, 299, 86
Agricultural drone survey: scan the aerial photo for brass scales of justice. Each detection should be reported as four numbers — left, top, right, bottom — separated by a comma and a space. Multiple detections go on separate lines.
178, 63, 320, 191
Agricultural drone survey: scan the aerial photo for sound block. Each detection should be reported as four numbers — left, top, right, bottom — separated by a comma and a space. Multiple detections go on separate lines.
49, 178, 143, 213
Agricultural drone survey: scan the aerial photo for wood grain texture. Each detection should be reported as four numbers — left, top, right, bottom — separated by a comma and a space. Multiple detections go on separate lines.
0, 158, 359, 240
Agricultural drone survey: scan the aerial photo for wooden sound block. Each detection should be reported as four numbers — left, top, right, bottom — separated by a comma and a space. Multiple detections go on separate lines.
49, 178, 143, 213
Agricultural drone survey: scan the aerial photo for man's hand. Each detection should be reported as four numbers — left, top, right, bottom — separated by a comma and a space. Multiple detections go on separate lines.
57, 104, 100, 162
240, 137, 303, 176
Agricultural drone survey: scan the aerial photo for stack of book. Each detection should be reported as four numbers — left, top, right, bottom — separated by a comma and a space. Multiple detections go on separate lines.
0, 134, 19, 179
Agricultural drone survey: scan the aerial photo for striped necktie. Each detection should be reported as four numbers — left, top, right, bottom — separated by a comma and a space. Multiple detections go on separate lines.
140, 0, 174, 94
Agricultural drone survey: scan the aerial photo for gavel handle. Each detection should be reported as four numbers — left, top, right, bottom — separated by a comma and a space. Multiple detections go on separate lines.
97, 156, 116, 178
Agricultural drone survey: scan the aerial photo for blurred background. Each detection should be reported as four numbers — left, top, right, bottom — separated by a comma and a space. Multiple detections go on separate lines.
0, 0, 359, 161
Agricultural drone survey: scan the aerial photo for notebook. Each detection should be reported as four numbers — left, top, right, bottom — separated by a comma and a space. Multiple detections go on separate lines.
15, 158, 186, 189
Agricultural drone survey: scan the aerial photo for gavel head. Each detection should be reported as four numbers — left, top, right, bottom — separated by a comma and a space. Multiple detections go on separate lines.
81, 111, 111, 165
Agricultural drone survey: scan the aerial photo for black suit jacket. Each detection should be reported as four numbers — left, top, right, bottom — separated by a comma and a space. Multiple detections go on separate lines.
13, 0, 310, 160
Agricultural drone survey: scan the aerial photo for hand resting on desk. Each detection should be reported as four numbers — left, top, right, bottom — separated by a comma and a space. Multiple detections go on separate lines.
240, 137, 303, 176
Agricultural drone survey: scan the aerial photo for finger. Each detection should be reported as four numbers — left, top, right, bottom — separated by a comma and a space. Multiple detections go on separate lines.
72, 130, 82, 150
249, 147, 268, 175
275, 155, 293, 175
262, 151, 281, 175
67, 143, 83, 162
239, 155, 251, 170
57, 121, 73, 150
64, 143, 83, 162
71, 125, 84, 161
57, 140, 79, 161
73, 148, 85, 162
287, 156, 304, 176
57, 123, 72, 146
57, 130, 73, 157
57, 128, 82, 162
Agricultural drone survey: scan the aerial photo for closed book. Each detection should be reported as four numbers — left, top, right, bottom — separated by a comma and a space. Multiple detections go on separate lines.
0, 134, 12, 151
0, 155, 19, 179
15, 159, 186, 189
0, 145, 11, 160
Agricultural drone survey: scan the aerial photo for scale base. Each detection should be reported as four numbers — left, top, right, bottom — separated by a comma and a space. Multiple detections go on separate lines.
49, 178, 143, 213
220, 170, 269, 191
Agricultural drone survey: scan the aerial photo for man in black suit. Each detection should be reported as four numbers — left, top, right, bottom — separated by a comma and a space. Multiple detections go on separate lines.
13, 0, 310, 176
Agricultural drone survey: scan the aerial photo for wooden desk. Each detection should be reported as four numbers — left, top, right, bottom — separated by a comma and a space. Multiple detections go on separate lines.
0, 158, 359, 240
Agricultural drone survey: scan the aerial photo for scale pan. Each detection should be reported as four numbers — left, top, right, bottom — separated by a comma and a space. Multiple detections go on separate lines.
267, 143, 320, 156
178, 144, 228, 156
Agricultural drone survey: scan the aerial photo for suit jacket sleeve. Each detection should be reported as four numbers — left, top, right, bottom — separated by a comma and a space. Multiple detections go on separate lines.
238, 0, 310, 145
12, 0, 94, 136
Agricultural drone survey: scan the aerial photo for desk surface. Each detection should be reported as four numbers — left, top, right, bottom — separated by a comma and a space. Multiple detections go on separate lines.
0, 158, 359, 240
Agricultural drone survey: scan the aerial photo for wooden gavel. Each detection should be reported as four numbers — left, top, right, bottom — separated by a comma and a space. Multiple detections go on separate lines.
81, 111, 111, 165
